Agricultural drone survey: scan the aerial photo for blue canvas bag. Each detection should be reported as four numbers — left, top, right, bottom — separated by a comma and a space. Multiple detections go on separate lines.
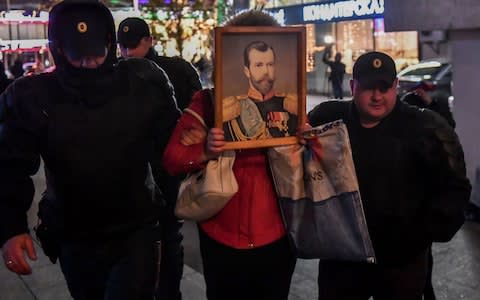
268, 120, 375, 262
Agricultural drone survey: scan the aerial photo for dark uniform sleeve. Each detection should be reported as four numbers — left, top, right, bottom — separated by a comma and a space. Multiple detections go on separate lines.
427, 98, 456, 128
0, 81, 41, 246
418, 110, 471, 242
183, 59, 202, 94
137, 59, 183, 203
308, 100, 351, 126
175, 58, 202, 110
402, 92, 456, 128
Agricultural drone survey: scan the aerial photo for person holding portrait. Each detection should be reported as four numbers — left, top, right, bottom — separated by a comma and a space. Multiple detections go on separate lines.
162, 11, 297, 300
222, 40, 298, 142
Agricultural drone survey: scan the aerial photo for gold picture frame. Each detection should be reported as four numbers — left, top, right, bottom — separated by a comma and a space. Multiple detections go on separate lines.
214, 26, 306, 150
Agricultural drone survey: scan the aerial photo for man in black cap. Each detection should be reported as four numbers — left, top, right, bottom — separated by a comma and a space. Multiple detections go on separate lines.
0, 1, 180, 299
117, 17, 201, 110
308, 51, 471, 300
117, 17, 202, 300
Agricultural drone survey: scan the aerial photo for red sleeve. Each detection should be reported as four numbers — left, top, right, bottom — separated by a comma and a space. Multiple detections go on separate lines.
162, 90, 214, 175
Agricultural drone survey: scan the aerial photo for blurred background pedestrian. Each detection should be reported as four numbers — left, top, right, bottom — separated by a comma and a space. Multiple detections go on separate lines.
322, 44, 345, 99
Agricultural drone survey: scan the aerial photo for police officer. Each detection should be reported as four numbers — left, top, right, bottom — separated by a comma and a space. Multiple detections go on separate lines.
117, 17, 201, 110
0, 1, 180, 299
117, 17, 202, 300
309, 51, 471, 300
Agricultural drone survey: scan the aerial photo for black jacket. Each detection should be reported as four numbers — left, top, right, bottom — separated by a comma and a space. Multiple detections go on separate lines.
308, 100, 471, 265
401, 91, 456, 128
145, 48, 202, 110
142, 48, 202, 208
0, 0, 181, 245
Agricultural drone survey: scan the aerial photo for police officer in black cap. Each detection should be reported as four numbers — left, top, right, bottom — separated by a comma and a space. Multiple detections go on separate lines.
308, 51, 471, 300
117, 17, 202, 300
0, 1, 180, 299
118, 17, 201, 110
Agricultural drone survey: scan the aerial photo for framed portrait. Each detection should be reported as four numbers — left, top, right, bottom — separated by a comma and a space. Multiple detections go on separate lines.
214, 26, 306, 150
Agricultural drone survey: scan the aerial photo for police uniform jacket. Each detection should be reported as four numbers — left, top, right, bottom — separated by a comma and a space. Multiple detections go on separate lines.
145, 48, 201, 110
308, 100, 471, 265
0, 0, 181, 245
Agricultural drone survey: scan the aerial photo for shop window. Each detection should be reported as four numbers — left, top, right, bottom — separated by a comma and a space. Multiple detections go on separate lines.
336, 19, 374, 73
18, 23, 47, 40
374, 18, 418, 71
0, 25, 9, 40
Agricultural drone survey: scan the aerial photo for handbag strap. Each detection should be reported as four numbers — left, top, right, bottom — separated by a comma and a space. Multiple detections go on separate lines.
184, 108, 207, 128
183, 89, 215, 129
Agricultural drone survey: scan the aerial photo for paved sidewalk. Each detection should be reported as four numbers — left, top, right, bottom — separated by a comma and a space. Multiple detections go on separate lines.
1, 222, 479, 300
0, 239, 207, 300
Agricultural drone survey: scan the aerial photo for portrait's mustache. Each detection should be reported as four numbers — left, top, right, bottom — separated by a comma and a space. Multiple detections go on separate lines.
256, 76, 274, 84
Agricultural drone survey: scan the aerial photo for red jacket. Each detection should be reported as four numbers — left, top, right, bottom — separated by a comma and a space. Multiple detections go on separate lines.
162, 90, 285, 249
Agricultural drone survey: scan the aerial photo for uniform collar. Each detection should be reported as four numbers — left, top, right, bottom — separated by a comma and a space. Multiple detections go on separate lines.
145, 47, 157, 60
247, 87, 275, 102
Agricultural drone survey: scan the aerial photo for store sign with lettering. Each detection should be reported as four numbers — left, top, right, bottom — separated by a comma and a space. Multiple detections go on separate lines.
268, 0, 384, 25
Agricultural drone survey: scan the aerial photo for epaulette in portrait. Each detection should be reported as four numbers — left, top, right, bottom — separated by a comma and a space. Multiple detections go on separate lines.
283, 93, 298, 115
222, 95, 243, 121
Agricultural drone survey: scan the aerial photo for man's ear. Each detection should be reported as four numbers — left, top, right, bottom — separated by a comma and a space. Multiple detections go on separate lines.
146, 36, 153, 46
392, 78, 398, 89
243, 66, 250, 79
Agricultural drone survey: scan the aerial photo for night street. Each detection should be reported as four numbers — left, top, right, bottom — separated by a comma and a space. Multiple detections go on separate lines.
1, 0, 480, 299
0, 95, 479, 300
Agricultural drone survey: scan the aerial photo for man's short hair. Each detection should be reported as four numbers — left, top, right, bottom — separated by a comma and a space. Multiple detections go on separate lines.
243, 41, 275, 67
117, 17, 150, 48
223, 10, 280, 27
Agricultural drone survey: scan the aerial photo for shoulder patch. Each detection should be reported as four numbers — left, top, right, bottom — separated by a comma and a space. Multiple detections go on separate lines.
223, 96, 241, 121
283, 93, 298, 115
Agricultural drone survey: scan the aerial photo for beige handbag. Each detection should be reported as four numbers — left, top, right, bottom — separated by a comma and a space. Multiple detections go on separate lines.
175, 151, 237, 221
175, 108, 238, 221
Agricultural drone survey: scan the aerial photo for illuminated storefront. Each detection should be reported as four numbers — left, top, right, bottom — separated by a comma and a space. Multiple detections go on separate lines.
0, 7, 216, 80
140, 8, 216, 63
265, 0, 419, 93
0, 10, 52, 77
112, 5, 216, 87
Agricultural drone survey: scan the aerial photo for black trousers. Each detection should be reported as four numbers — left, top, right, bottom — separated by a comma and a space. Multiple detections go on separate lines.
198, 227, 296, 300
58, 224, 161, 300
423, 246, 436, 300
318, 248, 429, 300
331, 80, 343, 99
156, 202, 184, 300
